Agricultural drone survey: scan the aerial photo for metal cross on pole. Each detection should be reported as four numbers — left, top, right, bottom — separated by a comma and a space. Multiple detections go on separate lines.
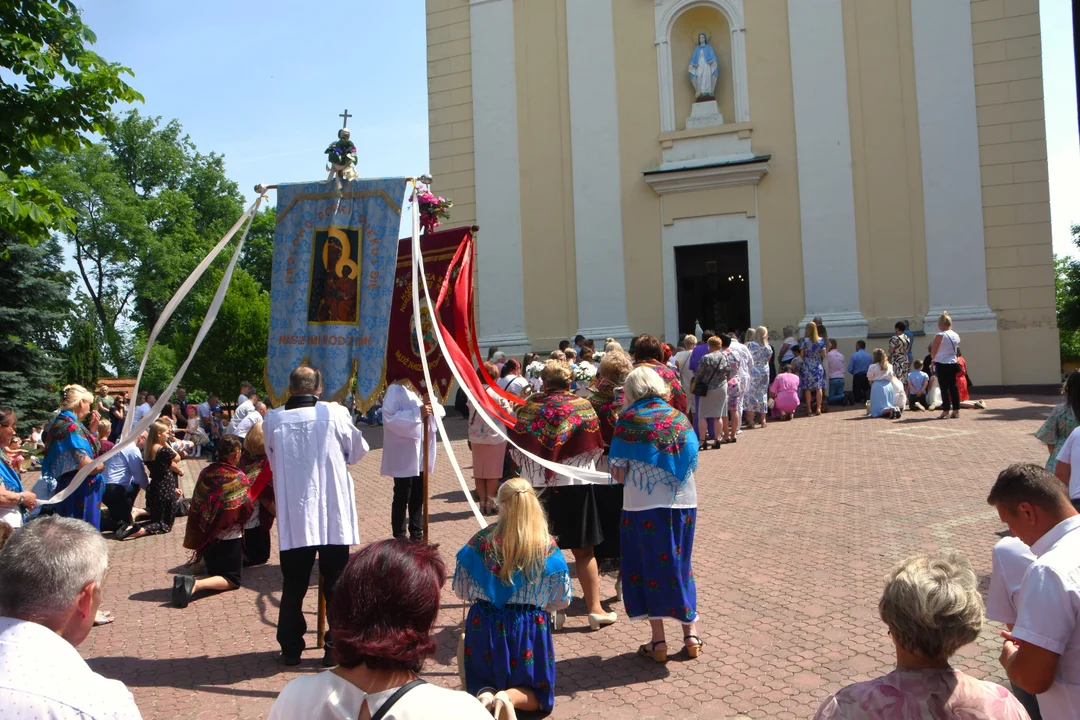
339, 109, 352, 128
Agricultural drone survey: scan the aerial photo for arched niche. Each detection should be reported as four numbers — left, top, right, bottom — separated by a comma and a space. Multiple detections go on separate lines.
655, 0, 750, 132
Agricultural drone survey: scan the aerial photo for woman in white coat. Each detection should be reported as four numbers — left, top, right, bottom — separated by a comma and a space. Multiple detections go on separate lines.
381, 375, 445, 542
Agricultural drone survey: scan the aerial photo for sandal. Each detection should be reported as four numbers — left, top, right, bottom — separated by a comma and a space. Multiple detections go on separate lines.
94, 610, 114, 626
492, 691, 518, 720
937, 412, 949, 420
637, 640, 668, 663
950, 411, 960, 419
683, 634, 705, 659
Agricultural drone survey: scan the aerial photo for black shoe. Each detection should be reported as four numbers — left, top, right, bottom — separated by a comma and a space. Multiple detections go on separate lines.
279, 652, 302, 667
322, 646, 337, 667
115, 523, 137, 541
172, 575, 195, 608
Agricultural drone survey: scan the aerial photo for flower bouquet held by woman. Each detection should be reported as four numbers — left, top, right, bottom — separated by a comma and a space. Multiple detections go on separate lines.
454, 479, 572, 718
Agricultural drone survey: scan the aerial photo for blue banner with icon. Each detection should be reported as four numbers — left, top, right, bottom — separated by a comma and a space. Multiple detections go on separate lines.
266, 178, 407, 409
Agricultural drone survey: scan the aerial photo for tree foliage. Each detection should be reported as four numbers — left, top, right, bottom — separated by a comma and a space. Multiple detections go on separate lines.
1, 0, 142, 242
63, 319, 101, 389
0, 230, 72, 430
1056, 225, 1080, 362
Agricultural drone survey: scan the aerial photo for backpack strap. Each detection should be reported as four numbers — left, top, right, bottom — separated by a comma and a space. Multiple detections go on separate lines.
369, 679, 427, 720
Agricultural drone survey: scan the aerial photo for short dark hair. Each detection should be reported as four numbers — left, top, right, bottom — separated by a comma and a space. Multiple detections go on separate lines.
217, 434, 243, 458
895, 321, 908, 332
720, 334, 732, 349
856, 340, 866, 349
574, 334, 585, 344
500, 358, 521, 378
913, 359, 923, 369
633, 334, 664, 362
987, 463, 1071, 513
558, 340, 571, 351
332, 540, 445, 672
1066, 372, 1080, 422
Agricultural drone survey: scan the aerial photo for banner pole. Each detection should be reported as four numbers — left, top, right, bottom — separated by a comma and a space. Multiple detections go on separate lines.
422, 411, 431, 544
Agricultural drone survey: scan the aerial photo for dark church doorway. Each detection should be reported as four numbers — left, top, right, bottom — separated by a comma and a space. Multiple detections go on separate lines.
675, 241, 751, 337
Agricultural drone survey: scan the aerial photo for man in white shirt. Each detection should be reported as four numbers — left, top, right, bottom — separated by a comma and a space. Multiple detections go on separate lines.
226, 393, 258, 436
101, 432, 149, 538
131, 393, 156, 427
263, 366, 369, 667
231, 402, 266, 439
989, 462, 1080, 719
381, 376, 443, 542
237, 381, 254, 409
0, 516, 142, 719
986, 534, 1042, 719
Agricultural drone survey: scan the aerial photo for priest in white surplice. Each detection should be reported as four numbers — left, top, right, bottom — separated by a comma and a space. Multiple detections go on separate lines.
263, 365, 369, 667
381, 376, 444, 542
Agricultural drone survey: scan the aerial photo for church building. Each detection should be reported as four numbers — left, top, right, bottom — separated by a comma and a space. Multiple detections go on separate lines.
426, 0, 1058, 387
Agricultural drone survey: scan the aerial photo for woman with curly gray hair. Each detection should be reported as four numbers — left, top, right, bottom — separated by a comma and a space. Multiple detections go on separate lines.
813, 553, 1030, 719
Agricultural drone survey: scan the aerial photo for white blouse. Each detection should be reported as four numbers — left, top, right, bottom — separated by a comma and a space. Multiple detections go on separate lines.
268, 671, 491, 720
866, 363, 895, 384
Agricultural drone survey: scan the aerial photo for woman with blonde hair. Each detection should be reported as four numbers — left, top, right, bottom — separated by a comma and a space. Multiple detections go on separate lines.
930, 310, 963, 419
611, 366, 701, 663
454, 478, 572, 717
745, 326, 773, 428
240, 421, 275, 566
867, 349, 902, 419
800, 322, 828, 415
140, 419, 184, 536
41, 384, 106, 527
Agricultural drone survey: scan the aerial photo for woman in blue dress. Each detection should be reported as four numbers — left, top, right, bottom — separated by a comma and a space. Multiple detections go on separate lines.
454, 478, 572, 717
0, 407, 39, 529
867, 349, 903, 419
610, 366, 702, 664
799, 321, 827, 415
42, 385, 106, 529
745, 327, 774, 428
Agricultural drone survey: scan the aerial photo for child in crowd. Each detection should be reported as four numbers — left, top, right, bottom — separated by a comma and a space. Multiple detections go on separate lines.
4, 435, 26, 473
183, 405, 209, 457
173, 434, 254, 608
97, 420, 114, 454
907, 360, 930, 411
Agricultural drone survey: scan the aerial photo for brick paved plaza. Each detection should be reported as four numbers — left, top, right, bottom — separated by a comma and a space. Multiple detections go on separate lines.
74, 395, 1055, 719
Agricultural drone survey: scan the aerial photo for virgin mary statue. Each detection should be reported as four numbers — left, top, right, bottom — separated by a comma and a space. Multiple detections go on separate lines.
689, 33, 719, 101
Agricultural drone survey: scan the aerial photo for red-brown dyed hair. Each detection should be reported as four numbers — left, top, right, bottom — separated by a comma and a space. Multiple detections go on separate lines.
331, 539, 446, 672
633, 334, 664, 363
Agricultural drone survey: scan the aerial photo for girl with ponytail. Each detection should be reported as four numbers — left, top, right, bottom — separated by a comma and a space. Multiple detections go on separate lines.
453, 478, 572, 718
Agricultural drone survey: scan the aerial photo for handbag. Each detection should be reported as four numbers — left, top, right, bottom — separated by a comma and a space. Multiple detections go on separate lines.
368, 678, 428, 720
692, 359, 719, 397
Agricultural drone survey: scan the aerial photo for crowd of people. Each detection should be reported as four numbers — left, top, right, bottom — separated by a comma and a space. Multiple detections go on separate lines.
3, 309, 1078, 720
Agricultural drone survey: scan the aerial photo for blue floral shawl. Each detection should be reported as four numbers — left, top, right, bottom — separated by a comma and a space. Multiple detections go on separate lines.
455, 525, 569, 610
608, 397, 698, 493
42, 410, 99, 481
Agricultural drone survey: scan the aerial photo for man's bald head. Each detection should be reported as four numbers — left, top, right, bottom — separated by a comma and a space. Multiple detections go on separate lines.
289, 366, 323, 396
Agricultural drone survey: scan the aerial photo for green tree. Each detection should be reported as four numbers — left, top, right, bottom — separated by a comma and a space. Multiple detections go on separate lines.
1056, 225, 1080, 363
1, 0, 142, 242
0, 230, 73, 430
63, 319, 101, 389
241, 207, 276, 294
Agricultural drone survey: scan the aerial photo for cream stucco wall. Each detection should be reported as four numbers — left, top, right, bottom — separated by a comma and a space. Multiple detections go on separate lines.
427, 0, 1061, 384
971, 0, 1059, 384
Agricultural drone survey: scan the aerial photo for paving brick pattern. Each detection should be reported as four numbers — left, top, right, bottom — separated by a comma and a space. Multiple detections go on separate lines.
72, 396, 1055, 719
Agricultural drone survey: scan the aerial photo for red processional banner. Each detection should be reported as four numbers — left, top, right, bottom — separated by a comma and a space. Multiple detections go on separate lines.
383, 226, 522, 426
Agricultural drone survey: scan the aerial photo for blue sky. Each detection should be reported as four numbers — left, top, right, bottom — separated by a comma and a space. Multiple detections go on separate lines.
78, 0, 1078, 254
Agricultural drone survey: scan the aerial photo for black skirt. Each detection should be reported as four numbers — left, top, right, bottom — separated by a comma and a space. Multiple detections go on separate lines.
538, 484, 604, 550
592, 484, 624, 562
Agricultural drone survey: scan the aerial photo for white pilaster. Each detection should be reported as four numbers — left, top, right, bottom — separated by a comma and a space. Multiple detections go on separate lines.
566, 0, 633, 344
787, 0, 867, 338
470, 0, 530, 352
911, 0, 997, 332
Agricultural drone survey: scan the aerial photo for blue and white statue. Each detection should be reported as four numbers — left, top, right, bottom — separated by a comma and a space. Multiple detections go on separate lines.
688, 33, 719, 101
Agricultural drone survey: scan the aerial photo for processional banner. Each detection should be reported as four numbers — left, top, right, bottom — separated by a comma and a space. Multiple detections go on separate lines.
266, 178, 407, 408
383, 227, 473, 404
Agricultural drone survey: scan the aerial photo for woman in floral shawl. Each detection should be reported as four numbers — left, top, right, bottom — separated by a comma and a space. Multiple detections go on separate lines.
509, 360, 615, 631
453, 479, 571, 716
173, 434, 254, 608
632, 334, 689, 414
588, 350, 634, 590
42, 385, 106, 528
1036, 372, 1080, 470
610, 366, 702, 664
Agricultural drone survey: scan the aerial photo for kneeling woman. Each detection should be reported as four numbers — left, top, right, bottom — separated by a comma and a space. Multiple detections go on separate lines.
610, 366, 702, 663
867, 349, 902, 419
454, 479, 572, 717
173, 434, 254, 608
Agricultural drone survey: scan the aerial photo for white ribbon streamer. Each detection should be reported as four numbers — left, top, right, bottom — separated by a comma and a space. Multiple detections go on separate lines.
42, 197, 264, 506
411, 211, 612, 491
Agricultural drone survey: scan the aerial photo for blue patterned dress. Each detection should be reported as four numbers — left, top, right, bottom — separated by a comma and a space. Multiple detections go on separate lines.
42, 410, 104, 529
609, 398, 699, 624
454, 526, 572, 713
746, 342, 773, 414
800, 338, 827, 391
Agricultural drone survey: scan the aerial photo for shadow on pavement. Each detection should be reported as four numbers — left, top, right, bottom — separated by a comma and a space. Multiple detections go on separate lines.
556, 652, 671, 694
88, 651, 284, 695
